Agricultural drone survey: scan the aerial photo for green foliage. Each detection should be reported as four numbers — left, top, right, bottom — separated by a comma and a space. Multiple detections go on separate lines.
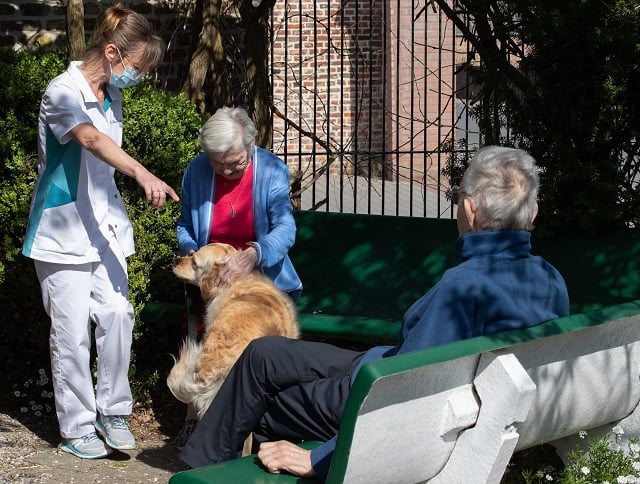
442, 0, 640, 234
0, 49, 68, 407
0, 48, 203, 408
119, 82, 204, 312
440, 138, 474, 199
523, 427, 640, 484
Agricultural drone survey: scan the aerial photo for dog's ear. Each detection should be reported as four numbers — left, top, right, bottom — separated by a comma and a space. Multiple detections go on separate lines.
200, 273, 218, 303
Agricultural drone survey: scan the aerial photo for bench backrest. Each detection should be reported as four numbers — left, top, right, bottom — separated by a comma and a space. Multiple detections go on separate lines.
291, 211, 459, 320
326, 300, 640, 483
291, 211, 640, 317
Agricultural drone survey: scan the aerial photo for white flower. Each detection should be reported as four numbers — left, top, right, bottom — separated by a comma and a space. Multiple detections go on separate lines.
613, 425, 625, 436
545, 475, 553, 481
20, 407, 28, 413
618, 476, 629, 484
633, 461, 640, 472
14, 391, 20, 397
581, 466, 590, 475
38, 368, 45, 375
630, 443, 640, 453
579, 430, 588, 439
536, 470, 545, 478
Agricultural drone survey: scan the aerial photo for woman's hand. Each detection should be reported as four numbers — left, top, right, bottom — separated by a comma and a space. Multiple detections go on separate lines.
257, 441, 315, 478
215, 247, 258, 286
136, 168, 180, 208
69, 123, 179, 208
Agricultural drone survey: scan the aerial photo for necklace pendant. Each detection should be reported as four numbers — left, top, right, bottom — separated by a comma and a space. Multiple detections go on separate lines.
230, 209, 236, 218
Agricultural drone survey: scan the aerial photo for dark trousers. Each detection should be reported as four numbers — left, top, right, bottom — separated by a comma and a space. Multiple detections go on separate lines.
180, 336, 365, 469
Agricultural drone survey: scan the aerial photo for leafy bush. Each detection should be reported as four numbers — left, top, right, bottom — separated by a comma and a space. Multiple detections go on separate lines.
0, 48, 204, 410
442, 1, 640, 234
523, 427, 640, 484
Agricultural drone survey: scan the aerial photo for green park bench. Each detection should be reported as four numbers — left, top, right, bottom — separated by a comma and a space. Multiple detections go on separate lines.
168, 300, 640, 483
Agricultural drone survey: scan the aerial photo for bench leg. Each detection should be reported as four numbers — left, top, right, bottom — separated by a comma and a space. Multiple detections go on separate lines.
431, 351, 536, 484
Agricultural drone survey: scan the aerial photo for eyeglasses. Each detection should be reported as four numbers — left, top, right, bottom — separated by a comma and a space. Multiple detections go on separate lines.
115, 46, 143, 74
209, 150, 250, 169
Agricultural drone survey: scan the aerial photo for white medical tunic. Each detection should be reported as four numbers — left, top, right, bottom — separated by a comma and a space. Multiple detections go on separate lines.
23, 61, 135, 263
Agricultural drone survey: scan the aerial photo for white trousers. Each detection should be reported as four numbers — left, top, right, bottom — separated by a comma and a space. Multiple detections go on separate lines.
34, 242, 134, 439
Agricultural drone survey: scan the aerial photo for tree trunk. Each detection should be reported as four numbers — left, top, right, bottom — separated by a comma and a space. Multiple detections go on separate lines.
182, 0, 231, 114
63, 0, 85, 60
239, 0, 276, 148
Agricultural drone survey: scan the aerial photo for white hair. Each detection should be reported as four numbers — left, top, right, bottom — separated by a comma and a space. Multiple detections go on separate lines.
199, 107, 258, 154
459, 146, 540, 231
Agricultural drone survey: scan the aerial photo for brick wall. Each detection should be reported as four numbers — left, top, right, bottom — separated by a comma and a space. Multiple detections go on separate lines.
271, 1, 456, 184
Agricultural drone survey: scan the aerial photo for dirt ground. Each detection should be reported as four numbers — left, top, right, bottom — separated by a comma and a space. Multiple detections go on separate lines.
0, 402, 560, 484
0, 406, 189, 484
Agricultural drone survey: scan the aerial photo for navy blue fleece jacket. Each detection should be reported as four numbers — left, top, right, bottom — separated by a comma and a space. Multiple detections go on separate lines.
310, 229, 570, 480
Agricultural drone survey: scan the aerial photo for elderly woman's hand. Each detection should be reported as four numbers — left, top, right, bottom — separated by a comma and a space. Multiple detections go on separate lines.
215, 246, 258, 286
257, 441, 315, 477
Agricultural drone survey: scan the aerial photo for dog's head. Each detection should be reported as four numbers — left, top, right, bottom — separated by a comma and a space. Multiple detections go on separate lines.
173, 243, 237, 302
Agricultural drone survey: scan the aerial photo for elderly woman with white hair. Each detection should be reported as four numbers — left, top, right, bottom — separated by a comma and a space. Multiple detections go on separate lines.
177, 106, 302, 303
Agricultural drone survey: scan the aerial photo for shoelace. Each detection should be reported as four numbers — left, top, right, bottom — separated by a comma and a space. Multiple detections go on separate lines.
82, 432, 100, 443
107, 416, 128, 429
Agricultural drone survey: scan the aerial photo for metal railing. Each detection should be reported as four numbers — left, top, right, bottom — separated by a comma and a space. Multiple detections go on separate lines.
270, 0, 479, 218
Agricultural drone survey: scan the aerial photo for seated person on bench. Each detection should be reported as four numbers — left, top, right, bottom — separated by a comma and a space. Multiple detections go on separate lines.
179, 146, 570, 481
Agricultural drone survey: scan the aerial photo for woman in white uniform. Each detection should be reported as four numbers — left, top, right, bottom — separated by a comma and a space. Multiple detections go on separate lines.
22, 3, 178, 459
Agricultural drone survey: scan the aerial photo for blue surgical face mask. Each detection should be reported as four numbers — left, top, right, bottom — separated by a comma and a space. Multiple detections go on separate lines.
109, 47, 143, 89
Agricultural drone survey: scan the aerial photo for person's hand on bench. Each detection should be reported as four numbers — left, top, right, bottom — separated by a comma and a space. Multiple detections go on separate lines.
257, 441, 315, 478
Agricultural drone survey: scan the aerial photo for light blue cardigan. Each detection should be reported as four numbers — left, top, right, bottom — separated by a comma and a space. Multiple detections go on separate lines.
176, 147, 302, 297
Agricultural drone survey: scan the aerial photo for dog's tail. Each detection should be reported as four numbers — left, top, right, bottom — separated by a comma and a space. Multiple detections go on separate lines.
166, 339, 205, 405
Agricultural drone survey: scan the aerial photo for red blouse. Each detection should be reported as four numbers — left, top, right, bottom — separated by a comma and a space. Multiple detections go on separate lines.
209, 163, 255, 250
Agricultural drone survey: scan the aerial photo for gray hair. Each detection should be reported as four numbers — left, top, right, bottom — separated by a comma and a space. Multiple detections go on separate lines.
459, 145, 540, 231
200, 107, 258, 154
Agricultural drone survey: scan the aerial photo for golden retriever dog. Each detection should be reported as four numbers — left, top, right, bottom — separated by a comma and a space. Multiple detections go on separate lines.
167, 243, 299, 420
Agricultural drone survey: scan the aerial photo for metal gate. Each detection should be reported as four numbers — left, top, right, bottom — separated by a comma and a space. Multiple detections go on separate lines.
270, 0, 479, 218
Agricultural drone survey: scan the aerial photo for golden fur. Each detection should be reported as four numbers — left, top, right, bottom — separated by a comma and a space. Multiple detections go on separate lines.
167, 243, 299, 419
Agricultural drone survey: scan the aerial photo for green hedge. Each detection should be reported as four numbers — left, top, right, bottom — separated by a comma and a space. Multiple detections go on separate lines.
0, 49, 204, 409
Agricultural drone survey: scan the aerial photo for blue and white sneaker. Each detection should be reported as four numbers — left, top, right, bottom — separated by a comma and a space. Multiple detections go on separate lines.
96, 414, 136, 450
59, 431, 111, 459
